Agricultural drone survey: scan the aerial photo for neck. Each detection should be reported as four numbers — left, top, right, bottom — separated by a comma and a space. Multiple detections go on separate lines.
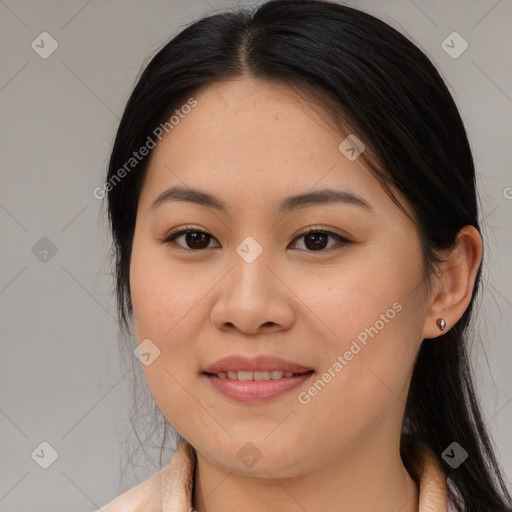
191, 437, 419, 512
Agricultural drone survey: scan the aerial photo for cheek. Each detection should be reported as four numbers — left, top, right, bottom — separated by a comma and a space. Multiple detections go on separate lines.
296, 253, 424, 439
129, 236, 209, 339
297, 240, 422, 352
129, 239, 206, 408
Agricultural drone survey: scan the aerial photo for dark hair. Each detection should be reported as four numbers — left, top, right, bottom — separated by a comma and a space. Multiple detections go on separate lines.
104, 1, 512, 510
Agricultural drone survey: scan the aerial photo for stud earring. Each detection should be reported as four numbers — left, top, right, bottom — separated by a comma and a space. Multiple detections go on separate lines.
436, 318, 446, 331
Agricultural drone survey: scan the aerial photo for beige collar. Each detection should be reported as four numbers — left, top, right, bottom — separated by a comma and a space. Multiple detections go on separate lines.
100, 439, 451, 512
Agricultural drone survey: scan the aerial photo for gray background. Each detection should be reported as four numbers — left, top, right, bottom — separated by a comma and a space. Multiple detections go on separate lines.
0, 0, 511, 510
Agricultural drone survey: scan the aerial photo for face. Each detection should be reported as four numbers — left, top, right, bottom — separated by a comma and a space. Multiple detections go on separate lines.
129, 78, 430, 477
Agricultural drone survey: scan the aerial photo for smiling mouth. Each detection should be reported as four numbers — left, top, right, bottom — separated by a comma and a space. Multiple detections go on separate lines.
205, 370, 315, 381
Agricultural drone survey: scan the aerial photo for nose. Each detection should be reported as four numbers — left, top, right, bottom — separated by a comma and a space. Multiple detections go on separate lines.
209, 248, 296, 335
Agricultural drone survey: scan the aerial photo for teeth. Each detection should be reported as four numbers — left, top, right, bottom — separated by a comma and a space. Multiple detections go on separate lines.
214, 370, 307, 381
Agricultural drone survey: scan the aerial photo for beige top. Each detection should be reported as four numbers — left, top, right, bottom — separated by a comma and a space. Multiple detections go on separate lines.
98, 439, 455, 512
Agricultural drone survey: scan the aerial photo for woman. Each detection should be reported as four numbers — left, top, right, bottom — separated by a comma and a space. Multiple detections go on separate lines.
99, 0, 512, 511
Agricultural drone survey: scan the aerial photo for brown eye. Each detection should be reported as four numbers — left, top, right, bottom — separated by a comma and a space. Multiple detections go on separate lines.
163, 226, 350, 252
289, 229, 350, 252
164, 229, 219, 250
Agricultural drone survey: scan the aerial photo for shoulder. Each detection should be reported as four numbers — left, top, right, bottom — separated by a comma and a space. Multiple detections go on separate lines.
94, 440, 196, 512
94, 468, 165, 512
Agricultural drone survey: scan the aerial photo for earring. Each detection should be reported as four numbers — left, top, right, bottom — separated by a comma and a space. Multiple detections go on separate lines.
436, 318, 446, 331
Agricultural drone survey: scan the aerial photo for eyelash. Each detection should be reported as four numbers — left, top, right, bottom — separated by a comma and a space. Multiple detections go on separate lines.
162, 225, 351, 253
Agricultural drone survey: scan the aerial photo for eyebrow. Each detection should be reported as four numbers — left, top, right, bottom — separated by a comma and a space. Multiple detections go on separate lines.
149, 185, 373, 214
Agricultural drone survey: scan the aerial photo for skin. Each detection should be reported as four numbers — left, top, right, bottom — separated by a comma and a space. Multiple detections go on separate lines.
129, 77, 482, 512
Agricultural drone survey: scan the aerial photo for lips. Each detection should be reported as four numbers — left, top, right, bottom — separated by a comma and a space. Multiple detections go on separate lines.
203, 354, 314, 375
211, 370, 313, 381
204, 358, 315, 404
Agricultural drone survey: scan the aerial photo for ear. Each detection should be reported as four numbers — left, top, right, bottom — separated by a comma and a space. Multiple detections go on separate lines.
421, 225, 483, 340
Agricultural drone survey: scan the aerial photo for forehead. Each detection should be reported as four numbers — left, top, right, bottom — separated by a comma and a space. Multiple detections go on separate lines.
188, 77, 345, 140
137, 78, 405, 219
150, 78, 354, 165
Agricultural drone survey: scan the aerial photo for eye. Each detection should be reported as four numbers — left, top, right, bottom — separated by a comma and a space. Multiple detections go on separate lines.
163, 225, 220, 250
162, 225, 351, 252
288, 226, 351, 252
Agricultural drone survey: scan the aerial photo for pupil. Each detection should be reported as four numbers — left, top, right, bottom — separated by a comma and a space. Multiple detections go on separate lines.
305, 232, 327, 250
187, 232, 209, 249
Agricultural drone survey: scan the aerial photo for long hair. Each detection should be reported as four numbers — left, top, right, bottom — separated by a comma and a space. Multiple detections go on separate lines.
104, 1, 512, 510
